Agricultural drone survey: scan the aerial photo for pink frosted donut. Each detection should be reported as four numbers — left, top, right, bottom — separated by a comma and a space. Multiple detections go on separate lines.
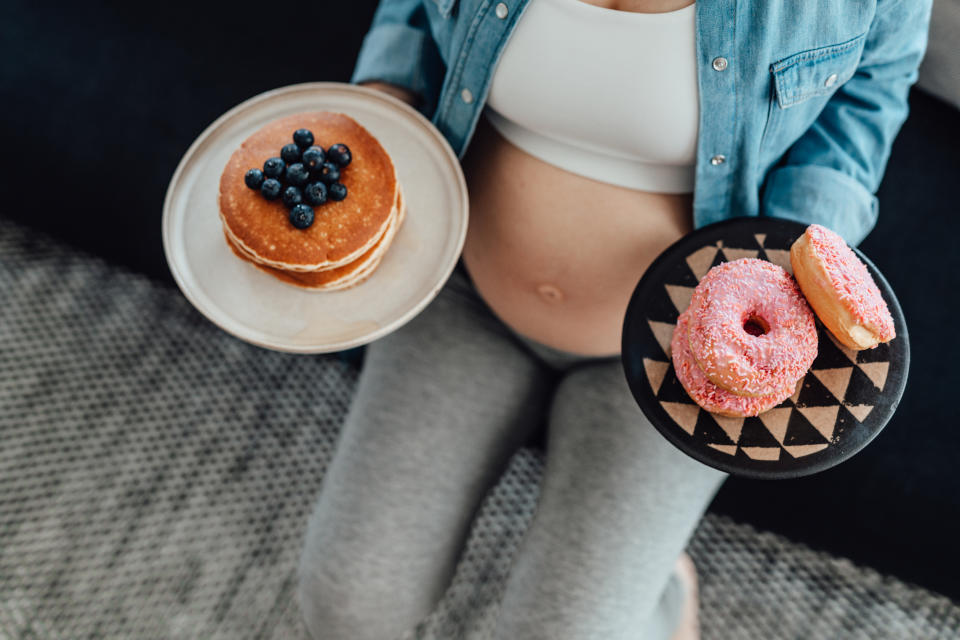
687, 258, 818, 397
672, 310, 794, 417
790, 224, 895, 350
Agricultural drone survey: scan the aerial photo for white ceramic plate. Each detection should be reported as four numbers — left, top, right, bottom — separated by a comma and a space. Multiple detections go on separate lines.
162, 82, 469, 353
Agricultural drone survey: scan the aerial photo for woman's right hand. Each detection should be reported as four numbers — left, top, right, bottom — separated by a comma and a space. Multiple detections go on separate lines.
358, 81, 420, 109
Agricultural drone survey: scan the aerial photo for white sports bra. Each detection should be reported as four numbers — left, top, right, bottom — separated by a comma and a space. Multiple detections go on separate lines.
484, 0, 699, 193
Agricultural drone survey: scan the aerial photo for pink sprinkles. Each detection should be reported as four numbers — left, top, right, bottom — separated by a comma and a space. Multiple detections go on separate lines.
687, 259, 818, 397
805, 224, 895, 342
672, 310, 794, 416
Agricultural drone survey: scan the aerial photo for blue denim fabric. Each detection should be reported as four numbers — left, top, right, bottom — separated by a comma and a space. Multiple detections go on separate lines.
351, 0, 932, 246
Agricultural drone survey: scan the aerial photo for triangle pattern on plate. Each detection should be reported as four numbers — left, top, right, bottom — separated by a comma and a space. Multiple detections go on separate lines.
797, 406, 840, 441
661, 402, 700, 435
759, 407, 792, 444
741, 447, 781, 461
784, 444, 829, 458
844, 366, 884, 406
643, 358, 670, 396
657, 370, 697, 404
845, 404, 874, 422
737, 419, 782, 448
686, 245, 719, 281
858, 362, 889, 392
711, 415, 745, 444
696, 415, 738, 445
793, 372, 834, 408
721, 248, 760, 262
709, 443, 737, 456
764, 248, 793, 274
648, 321, 676, 359
782, 409, 830, 446
811, 367, 854, 404
665, 285, 695, 316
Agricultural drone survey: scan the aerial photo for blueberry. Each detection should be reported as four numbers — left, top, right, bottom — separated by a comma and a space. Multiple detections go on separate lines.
263, 157, 285, 179
316, 161, 340, 184
282, 185, 303, 208
302, 146, 326, 171
244, 168, 264, 190
260, 178, 282, 200
328, 182, 348, 201
327, 143, 351, 168
303, 181, 328, 206
280, 143, 301, 164
285, 162, 311, 186
289, 204, 315, 229
293, 129, 314, 149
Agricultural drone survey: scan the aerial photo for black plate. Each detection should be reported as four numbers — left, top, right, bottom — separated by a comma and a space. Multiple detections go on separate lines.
621, 217, 909, 479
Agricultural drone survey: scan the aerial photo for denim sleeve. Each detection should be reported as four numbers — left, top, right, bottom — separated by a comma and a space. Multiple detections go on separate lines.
761, 0, 933, 246
350, 0, 445, 118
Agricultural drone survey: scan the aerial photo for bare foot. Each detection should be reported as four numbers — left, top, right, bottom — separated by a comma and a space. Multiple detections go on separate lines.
669, 552, 700, 640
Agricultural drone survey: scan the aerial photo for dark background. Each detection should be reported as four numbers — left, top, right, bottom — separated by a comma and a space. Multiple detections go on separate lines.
4, 0, 959, 601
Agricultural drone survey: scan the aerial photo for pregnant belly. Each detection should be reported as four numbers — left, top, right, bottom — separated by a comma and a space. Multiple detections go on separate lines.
460, 115, 694, 357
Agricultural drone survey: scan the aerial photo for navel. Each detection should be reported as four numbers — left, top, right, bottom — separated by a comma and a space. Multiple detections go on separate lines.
536, 283, 565, 303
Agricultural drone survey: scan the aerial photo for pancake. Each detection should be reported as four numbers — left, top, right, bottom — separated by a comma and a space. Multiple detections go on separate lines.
220, 179, 399, 272
225, 188, 405, 291
219, 111, 398, 272
225, 185, 406, 291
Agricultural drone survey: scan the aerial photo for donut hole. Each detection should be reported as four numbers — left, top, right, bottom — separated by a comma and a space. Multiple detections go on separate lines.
743, 314, 770, 337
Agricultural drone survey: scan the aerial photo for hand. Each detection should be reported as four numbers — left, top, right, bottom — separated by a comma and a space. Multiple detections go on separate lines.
359, 81, 420, 109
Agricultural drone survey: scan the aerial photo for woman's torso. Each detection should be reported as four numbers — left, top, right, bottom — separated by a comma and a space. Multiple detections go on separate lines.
461, 0, 698, 356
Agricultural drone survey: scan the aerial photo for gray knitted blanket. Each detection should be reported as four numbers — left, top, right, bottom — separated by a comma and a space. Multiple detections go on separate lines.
1, 219, 958, 639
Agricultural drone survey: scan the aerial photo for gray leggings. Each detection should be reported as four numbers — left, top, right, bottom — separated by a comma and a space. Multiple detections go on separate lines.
298, 260, 726, 640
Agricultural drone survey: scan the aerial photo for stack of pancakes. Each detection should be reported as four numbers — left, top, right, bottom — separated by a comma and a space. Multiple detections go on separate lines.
218, 111, 404, 291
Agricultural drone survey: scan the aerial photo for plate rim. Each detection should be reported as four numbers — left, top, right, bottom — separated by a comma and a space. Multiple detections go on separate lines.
161, 81, 469, 354
620, 216, 910, 480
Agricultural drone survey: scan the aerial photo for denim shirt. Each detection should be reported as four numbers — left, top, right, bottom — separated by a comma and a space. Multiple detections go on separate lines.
351, 0, 931, 245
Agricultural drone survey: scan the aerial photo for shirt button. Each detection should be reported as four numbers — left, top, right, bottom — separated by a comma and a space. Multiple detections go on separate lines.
712, 56, 728, 72
710, 154, 726, 166
461, 88, 474, 104
496, 2, 509, 19
824, 73, 838, 87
